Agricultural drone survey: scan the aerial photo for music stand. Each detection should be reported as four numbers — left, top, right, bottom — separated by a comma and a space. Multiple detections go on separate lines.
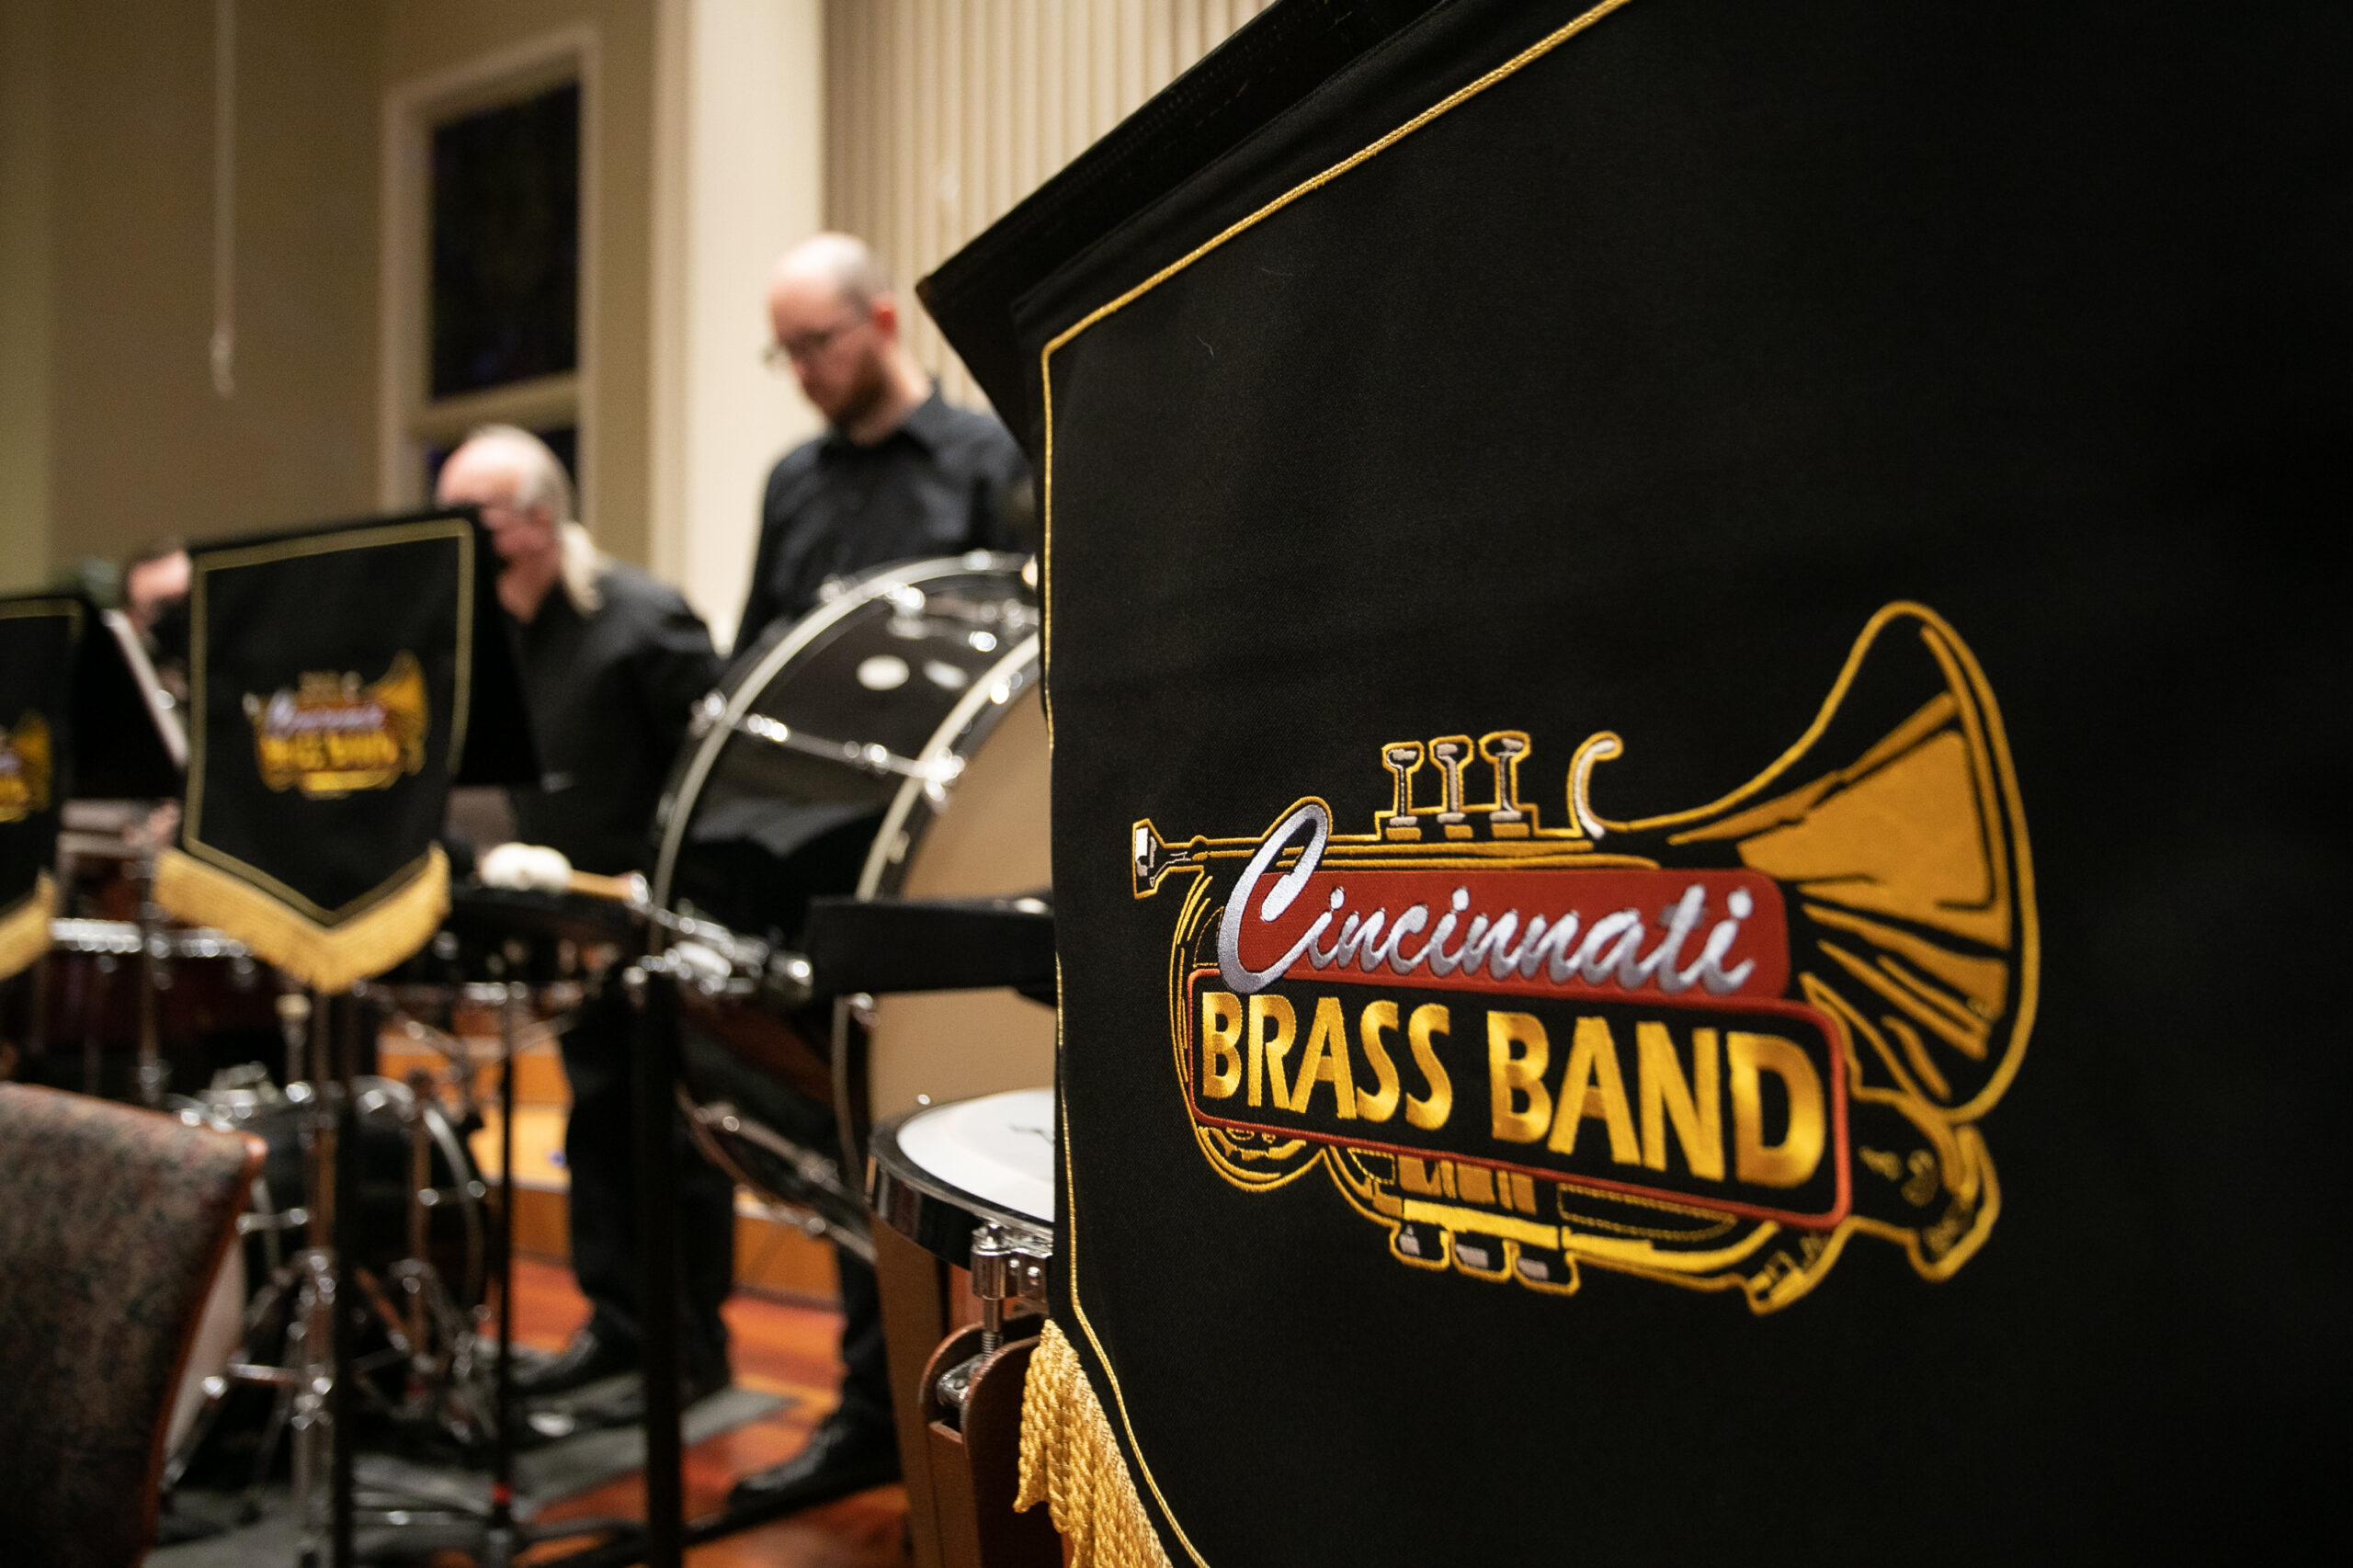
147, 509, 537, 1568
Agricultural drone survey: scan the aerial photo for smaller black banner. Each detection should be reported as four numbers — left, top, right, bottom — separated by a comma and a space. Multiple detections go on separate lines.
155, 515, 483, 990
0, 597, 81, 980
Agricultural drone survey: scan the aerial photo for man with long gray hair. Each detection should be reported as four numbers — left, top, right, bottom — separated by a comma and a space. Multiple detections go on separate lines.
437, 425, 734, 1402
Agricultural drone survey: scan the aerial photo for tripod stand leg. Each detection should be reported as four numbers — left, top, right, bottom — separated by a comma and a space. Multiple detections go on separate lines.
290, 985, 335, 1568
331, 990, 358, 1568
484, 977, 521, 1567
631, 962, 687, 1568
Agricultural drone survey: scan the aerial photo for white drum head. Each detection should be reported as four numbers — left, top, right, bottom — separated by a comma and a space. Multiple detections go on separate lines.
892, 1086, 1057, 1225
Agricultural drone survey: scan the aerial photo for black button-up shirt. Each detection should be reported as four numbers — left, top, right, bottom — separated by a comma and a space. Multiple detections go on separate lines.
734, 390, 1031, 653
507, 562, 722, 875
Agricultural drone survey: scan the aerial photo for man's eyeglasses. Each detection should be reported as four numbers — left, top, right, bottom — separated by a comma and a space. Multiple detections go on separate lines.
763, 311, 870, 369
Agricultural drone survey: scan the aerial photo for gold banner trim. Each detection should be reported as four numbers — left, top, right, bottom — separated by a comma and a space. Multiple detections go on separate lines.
0, 872, 56, 983
153, 844, 449, 993
1017, 1322, 1176, 1568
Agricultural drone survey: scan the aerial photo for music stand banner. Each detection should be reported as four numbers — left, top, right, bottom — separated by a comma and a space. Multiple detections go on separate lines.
153, 516, 480, 993
0, 597, 80, 980
928, 0, 2347, 1562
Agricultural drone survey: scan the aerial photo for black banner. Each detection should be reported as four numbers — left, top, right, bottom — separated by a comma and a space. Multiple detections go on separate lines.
0, 597, 81, 980
928, 0, 2348, 1561
154, 514, 487, 991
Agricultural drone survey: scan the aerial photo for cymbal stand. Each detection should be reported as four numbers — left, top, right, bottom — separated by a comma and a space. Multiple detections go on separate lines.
629, 956, 687, 1568
483, 970, 522, 1567
290, 985, 351, 1568
135, 892, 166, 1106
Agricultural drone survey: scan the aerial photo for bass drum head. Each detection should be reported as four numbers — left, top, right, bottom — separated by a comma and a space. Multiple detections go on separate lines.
861, 679, 1053, 1123
652, 552, 1051, 1145
653, 553, 1039, 943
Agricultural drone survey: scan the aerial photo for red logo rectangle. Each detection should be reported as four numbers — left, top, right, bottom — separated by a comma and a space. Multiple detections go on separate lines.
1229, 867, 1786, 1004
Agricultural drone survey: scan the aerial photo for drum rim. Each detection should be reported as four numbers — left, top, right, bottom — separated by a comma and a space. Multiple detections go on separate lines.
49, 915, 250, 959
649, 551, 1033, 915
867, 1103, 1053, 1267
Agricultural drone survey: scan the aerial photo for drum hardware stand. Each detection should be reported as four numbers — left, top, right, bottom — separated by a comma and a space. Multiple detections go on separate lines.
675, 1091, 875, 1264
135, 893, 167, 1106
164, 985, 489, 1553
933, 1224, 1051, 1419
624, 953, 688, 1568
478, 968, 523, 1567
503, 947, 766, 1568
273, 984, 357, 1568
81, 949, 116, 1096
330, 990, 362, 1568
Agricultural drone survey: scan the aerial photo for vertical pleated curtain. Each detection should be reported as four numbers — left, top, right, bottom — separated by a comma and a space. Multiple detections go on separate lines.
825, 0, 1277, 410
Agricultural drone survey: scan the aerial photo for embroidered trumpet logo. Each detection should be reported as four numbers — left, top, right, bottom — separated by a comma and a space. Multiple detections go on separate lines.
244, 653, 429, 799
0, 711, 53, 824
1131, 603, 2036, 1313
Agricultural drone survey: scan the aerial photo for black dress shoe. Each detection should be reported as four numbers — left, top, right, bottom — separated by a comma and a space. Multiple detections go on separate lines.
728, 1413, 901, 1517
540, 1360, 732, 1432
513, 1326, 639, 1397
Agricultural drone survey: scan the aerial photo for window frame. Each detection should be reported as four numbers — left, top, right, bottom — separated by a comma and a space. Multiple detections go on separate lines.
378, 26, 599, 519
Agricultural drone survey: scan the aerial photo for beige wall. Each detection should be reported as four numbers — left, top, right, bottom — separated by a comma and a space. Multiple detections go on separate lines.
0, 0, 56, 591
824, 0, 1274, 414
381, 0, 658, 569
3, 0, 1266, 600
12, 0, 381, 576
0, 0, 663, 587
650, 0, 825, 651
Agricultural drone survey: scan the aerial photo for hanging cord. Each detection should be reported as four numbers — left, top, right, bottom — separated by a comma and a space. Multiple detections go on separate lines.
210, 0, 235, 399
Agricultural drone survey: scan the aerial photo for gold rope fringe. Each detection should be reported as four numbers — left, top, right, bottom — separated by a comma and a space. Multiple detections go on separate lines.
0, 873, 56, 983
153, 846, 449, 994
1017, 1321, 1176, 1568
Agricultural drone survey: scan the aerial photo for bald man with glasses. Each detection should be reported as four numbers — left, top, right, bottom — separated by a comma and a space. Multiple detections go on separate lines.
733, 233, 1032, 657
718, 234, 1030, 1517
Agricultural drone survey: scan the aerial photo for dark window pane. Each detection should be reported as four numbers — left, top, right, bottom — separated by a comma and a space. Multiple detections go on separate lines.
429, 83, 580, 398
425, 426, 578, 510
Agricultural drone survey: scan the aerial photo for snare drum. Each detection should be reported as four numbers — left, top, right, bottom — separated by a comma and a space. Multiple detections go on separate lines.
30, 916, 276, 1102
867, 1088, 1058, 1568
868, 1086, 1055, 1267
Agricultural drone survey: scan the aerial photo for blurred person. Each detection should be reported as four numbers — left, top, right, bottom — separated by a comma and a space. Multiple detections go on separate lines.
121, 538, 193, 700
121, 539, 190, 637
733, 232, 1032, 653
722, 233, 1032, 1514
435, 426, 734, 1401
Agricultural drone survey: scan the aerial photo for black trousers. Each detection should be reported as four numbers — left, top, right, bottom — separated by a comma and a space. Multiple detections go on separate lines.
558, 986, 735, 1381
832, 1247, 892, 1431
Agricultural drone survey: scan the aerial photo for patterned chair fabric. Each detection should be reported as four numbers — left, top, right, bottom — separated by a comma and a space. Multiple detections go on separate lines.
0, 1084, 262, 1568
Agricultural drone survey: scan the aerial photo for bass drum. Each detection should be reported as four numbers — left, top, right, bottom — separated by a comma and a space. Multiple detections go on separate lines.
651, 554, 1052, 1221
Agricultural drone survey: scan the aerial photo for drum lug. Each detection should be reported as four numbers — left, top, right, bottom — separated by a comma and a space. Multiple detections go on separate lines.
969, 1226, 1051, 1350
936, 1222, 1051, 1417
764, 951, 815, 1008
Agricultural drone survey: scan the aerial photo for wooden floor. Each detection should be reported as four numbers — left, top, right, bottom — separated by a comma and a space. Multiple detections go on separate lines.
505, 1258, 912, 1568
379, 1025, 909, 1564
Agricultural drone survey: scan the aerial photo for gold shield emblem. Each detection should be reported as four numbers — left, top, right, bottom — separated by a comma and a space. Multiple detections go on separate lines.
243, 652, 430, 799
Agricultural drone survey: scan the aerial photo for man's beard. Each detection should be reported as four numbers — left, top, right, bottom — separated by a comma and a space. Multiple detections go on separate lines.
827, 356, 894, 435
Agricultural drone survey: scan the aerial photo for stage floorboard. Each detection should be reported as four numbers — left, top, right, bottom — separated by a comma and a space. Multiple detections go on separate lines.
508, 1257, 912, 1567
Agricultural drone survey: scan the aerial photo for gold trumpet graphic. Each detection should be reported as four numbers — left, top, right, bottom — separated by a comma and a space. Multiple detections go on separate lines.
0, 711, 53, 823
1133, 602, 2035, 1312
244, 652, 431, 799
